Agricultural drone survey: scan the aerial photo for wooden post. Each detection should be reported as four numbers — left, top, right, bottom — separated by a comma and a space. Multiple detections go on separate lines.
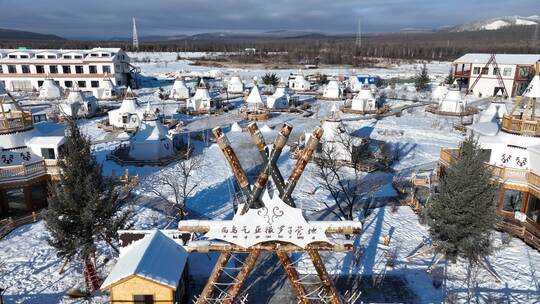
306, 249, 340, 304
222, 250, 261, 304
196, 252, 232, 304
276, 251, 310, 304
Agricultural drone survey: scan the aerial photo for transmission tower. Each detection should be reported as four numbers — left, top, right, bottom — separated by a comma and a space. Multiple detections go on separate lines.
132, 17, 139, 50
355, 18, 362, 52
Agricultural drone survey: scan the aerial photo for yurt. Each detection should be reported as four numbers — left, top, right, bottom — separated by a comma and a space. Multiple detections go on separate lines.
186, 80, 212, 111
128, 111, 174, 161
267, 78, 290, 109
351, 87, 377, 112
431, 84, 448, 102
170, 77, 190, 100
439, 87, 467, 113
96, 76, 119, 100
107, 88, 144, 130
246, 85, 265, 111
227, 76, 244, 94
322, 79, 342, 100
288, 73, 310, 92
38, 78, 62, 100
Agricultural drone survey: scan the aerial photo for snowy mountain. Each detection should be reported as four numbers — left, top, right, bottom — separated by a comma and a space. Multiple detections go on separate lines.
446, 15, 539, 32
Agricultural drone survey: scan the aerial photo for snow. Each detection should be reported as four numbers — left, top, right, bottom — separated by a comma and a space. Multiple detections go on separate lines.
454, 53, 540, 65
483, 20, 511, 30
2, 52, 540, 303
516, 18, 537, 26
101, 230, 188, 290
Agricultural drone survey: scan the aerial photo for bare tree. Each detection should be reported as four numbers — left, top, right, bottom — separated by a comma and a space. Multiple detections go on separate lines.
146, 150, 206, 221
313, 130, 379, 222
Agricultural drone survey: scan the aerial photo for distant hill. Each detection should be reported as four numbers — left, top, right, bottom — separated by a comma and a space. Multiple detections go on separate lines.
444, 15, 540, 32
0, 28, 64, 40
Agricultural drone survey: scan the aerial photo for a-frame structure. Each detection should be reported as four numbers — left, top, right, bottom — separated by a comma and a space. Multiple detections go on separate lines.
466, 53, 509, 98
178, 123, 362, 303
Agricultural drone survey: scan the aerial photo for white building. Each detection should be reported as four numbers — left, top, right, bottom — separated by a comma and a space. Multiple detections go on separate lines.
227, 75, 244, 94
38, 78, 62, 100
107, 88, 144, 130
322, 78, 342, 100
351, 87, 376, 112
0, 48, 139, 96
288, 74, 311, 92
170, 77, 190, 101
267, 78, 290, 109
128, 111, 174, 161
453, 53, 540, 97
186, 80, 212, 111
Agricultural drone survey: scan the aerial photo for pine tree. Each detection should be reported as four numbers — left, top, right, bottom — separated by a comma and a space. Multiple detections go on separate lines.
427, 135, 498, 263
262, 73, 280, 86
445, 69, 455, 85
45, 120, 131, 262
415, 64, 431, 92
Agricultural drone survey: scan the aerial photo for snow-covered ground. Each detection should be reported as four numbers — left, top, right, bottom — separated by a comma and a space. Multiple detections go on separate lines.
1, 52, 539, 303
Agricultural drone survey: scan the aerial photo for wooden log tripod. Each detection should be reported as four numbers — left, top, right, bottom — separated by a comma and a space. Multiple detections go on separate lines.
190, 123, 356, 304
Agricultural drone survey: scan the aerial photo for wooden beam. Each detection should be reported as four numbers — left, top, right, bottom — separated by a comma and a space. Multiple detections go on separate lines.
223, 250, 261, 304
276, 251, 310, 304
196, 252, 231, 304
306, 249, 340, 304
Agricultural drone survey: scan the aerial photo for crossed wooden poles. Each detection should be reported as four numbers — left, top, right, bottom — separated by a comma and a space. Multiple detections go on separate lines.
182, 123, 359, 304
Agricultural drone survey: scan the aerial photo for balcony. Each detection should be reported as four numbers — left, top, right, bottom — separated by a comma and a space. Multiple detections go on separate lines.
454, 70, 471, 78
0, 159, 61, 185
501, 114, 540, 136
0, 111, 33, 135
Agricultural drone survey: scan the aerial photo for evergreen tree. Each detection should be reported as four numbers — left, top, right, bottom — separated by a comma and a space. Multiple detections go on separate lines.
427, 135, 498, 263
45, 120, 131, 262
445, 69, 455, 85
262, 73, 280, 86
414, 64, 431, 92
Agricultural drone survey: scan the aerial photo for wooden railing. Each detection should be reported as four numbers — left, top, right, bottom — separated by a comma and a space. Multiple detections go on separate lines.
0, 159, 60, 184
0, 111, 33, 134
501, 115, 540, 136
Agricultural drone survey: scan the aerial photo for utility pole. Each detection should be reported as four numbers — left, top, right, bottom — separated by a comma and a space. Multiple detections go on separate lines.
132, 17, 139, 50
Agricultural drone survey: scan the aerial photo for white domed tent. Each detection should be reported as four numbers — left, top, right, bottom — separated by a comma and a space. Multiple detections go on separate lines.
351, 87, 377, 112
96, 76, 119, 100
267, 78, 290, 109
288, 73, 310, 92
246, 85, 265, 111
322, 78, 342, 100
128, 112, 174, 161
38, 78, 62, 100
107, 88, 144, 130
227, 76, 244, 94
431, 84, 448, 102
439, 88, 467, 113
186, 80, 212, 111
58, 89, 82, 118
170, 77, 190, 100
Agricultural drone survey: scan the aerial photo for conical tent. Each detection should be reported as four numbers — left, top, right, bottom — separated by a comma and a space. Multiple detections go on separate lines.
323, 79, 342, 99
108, 87, 143, 129
129, 116, 174, 161
351, 87, 376, 112
439, 88, 466, 113
227, 76, 244, 94
97, 76, 118, 100
523, 74, 540, 99
246, 85, 265, 111
38, 78, 62, 100
187, 79, 212, 111
170, 77, 190, 100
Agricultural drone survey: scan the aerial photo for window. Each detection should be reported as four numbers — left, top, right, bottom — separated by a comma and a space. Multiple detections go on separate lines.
90, 53, 99, 57
0, 65, 3, 74
6, 188, 26, 216
133, 295, 154, 304
49, 65, 58, 74
77, 80, 86, 88
38, 80, 44, 87
101, 53, 110, 57
518, 66, 532, 78
503, 189, 523, 213
41, 148, 56, 159
20, 55, 29, 59
75, 65, 84, 74
89, 65, 97, 74
8, 65, 16, 73
31, 185, 47, 201
74, 55, 83, 59
62, 65, 71, 74
36, 55, 44, 59
36, 65, 45, 74
21, 65, 30, 74
526, 195, 540, 224
102, 65, 111, 74
481, 67, 489, 75
473, 67, 481, 75
47, 55, 55, 59
492, 67, 499, 76
63, 55, 72, 59
503, 68, 512, 77
8, 55, 17, 59
65, 80, 73, 88
91, 81, 99, 88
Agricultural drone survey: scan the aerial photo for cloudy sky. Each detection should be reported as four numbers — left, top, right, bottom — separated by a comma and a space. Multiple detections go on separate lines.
1, 0, 538, 38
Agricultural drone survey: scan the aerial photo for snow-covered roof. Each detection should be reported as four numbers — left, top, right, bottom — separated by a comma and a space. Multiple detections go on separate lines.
101, 230, 188, 290
454, 53, 540, 65
353, 88, 375, 101
66, 89, 85, 104
131, 118, 169, 142
26, 136, 65, 148
246, 86, 264, 104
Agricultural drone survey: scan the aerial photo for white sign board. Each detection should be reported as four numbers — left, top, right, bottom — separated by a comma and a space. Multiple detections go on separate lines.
205, 190, 330, 248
